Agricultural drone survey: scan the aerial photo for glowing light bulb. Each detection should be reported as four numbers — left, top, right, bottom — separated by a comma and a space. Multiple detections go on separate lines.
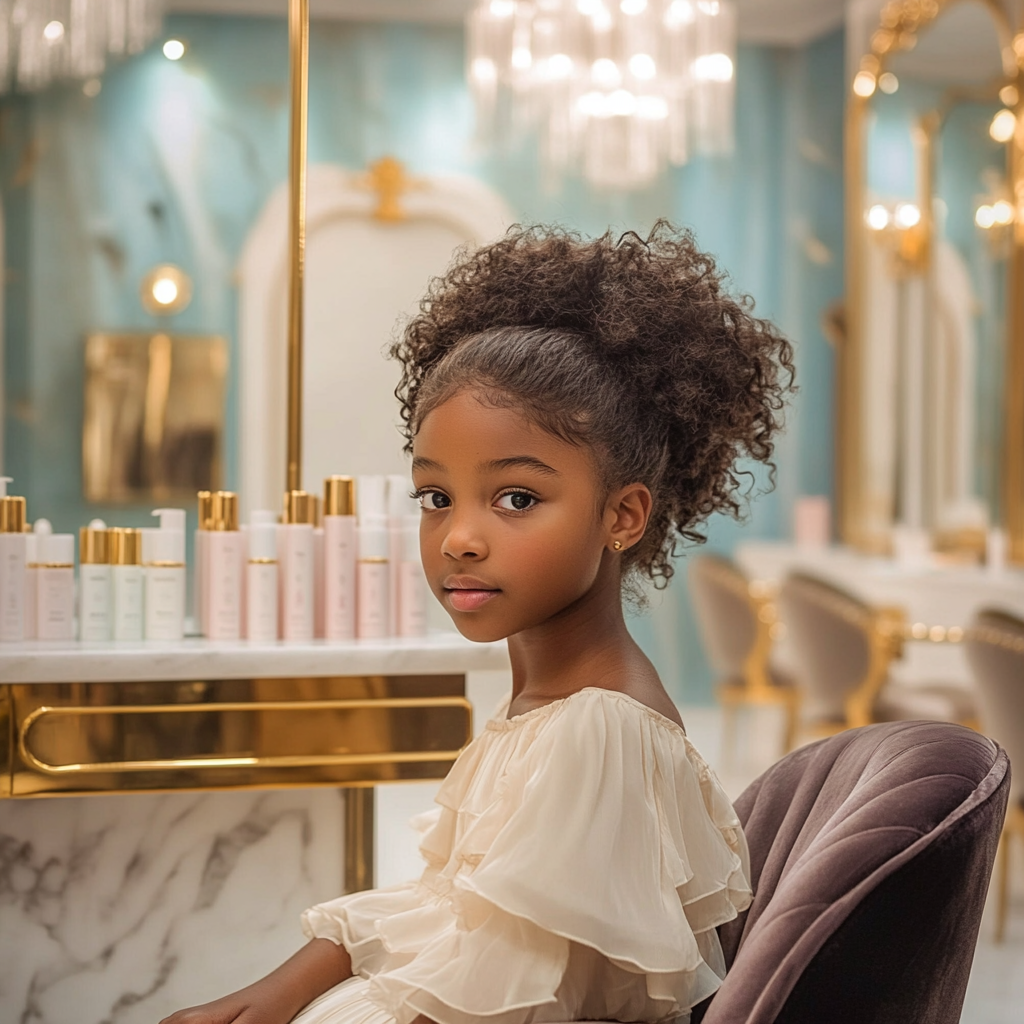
992, 199, 1014, 225
853, 71, 876, 98
693, 53, 733, 83
163, 39, 186, 61
43, 20, 64, 43
1000, 84, 1018, 107
665, 0, 695, 27
546, 53, 573, 78
866, 204, 890, 231
621, 0, 647, 13
628, 53, 656, 80
490, 0, 516, 17
471, 57, 497, 83
894, 202, 921, 229
975, 205, 996, 229
511, 46, 532, 70
152, 278, 179, 306
592, 57, 621, 88
990, 108, 1016, 143
878, 72, 898, 94
608, 89, 637, 116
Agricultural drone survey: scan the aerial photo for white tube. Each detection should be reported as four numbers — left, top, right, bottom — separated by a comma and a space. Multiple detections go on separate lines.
111, 528, 144, 641
79, 519, 111, 641
23, 531, 38, 640
206, 531, 243, 640
398, 516, 428, 637
36, 532, 75, 641
79, 563, 112, 641
246, 514, 278, 642
314, 525, 325, 638
144, 508, 186, 641
281, 523, 315, 641
324, 514, 357, 640
0, 477, 27, 642
357, 521, 390, 639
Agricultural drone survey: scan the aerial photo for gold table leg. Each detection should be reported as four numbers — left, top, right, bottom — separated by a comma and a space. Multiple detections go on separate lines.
345, 787, 375, 893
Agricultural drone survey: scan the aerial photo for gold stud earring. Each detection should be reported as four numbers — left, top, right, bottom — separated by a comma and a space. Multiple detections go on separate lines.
613, 540, 623, 551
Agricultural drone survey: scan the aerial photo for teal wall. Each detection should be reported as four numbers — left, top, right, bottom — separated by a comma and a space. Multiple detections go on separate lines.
1, 16, 845, 702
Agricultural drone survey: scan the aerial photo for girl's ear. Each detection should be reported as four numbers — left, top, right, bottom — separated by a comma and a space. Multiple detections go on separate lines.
604, 483, 653, 552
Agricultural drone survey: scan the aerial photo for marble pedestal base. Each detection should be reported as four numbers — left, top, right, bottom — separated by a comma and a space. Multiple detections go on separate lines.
0, 788, 346, 1024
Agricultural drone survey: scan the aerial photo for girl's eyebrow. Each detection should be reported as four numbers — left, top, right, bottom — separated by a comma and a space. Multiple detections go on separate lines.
412, 456, 445, 472
484, 456, 559, 476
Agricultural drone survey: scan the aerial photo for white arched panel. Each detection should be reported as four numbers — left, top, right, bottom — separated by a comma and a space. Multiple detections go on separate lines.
238, 165, 511, 515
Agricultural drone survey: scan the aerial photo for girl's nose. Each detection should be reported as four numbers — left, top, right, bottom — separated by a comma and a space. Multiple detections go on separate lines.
439, 512, 488, 561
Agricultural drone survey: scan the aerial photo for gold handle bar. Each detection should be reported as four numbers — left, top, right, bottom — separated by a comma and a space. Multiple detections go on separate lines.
19, 696, 471, 776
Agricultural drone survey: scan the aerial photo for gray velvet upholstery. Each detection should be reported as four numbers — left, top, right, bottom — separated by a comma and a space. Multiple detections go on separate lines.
688, 555, 759, 682
692, 721, 1008, 1024
965, 608, 1024, 808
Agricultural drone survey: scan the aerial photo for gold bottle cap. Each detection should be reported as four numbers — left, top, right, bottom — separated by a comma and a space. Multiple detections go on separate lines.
324, 476, 355, 517
79, 524, 110, 564
283, 489, 316, 525
110, 528, 142, 566
211, 491, 239, 531
0, 495, 26, 533
197, 490, 214, 531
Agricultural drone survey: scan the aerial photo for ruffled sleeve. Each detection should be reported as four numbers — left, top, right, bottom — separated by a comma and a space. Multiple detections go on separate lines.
302, 688, 751, 1024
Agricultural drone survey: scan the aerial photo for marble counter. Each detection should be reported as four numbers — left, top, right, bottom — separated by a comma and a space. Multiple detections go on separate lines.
0, 631, 511, 684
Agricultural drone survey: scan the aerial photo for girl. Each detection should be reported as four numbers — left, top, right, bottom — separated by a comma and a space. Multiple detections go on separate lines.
163, 222, 794, 1024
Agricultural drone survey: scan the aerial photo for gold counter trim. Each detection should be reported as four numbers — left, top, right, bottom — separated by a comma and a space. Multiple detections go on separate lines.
18, 695, 471, 776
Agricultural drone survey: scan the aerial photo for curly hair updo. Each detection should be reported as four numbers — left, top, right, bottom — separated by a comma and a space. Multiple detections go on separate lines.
390, 221, 795, 590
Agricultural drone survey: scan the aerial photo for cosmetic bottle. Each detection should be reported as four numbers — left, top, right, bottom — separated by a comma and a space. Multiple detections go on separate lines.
0, 478, 27, 642
246, 511, 279, 642
396, 493, 428, 638
25, 518, 51, 641
205, 491, 243, 640
313, 495, 325, 638
277, 489, 313, 640
79, 520, 112, 641
323, 476, 357, 641
36, 531, 75, 641
194, 491, 213, 634
144, 508, 186, 641
23, 530, 37, 640
357, 475, 390, 639
280, 490, 315, 641
387, 475, 410, 634
111, 528, 144, 641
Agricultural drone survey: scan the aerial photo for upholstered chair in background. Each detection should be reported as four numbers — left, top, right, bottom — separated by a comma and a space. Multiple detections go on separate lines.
688, 555, 799, 754
965, 607, 1024, 942
779, 572, 976, 734
691, 721, 1008, 1024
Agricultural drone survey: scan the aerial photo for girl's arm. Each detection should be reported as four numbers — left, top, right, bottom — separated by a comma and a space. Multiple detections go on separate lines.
159, 938, 353, 1024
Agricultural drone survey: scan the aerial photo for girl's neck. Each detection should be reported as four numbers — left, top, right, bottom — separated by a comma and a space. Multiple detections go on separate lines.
506, 561, 655, 703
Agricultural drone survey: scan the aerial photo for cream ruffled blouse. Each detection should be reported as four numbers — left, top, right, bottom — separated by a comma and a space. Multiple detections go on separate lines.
301, 687, 751, 1024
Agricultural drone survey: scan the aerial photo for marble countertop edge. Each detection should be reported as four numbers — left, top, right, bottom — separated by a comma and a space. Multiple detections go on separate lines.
0, 632, 511, 683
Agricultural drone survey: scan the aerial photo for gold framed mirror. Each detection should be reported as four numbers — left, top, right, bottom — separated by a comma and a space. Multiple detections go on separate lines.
842, 0, 1024, 561
82, 332, 229, 504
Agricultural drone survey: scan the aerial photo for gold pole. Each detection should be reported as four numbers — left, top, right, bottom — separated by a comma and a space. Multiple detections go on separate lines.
1005, 68, 1024, 562
286, 0, 309, 495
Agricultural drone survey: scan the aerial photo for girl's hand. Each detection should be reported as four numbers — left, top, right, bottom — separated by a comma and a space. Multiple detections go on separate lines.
158, 939, 352, 1024
158, 982, 293, 1024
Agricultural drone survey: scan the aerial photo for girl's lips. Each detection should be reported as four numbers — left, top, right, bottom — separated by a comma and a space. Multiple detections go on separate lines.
446, 588, 500, 612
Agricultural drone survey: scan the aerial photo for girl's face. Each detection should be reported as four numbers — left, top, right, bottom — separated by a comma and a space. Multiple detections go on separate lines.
412, 389, 646, 642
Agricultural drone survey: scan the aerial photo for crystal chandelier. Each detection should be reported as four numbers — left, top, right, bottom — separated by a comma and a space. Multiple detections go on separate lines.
467, 0, 737, 191
0, 0, 164, 94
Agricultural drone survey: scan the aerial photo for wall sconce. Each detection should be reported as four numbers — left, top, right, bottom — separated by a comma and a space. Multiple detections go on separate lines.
140, 264, 193, 316
865, 201, 929, 275
975, 196, 1015, 259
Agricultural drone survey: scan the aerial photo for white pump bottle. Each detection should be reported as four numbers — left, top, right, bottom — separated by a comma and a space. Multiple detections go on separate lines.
144, 508, 186, 640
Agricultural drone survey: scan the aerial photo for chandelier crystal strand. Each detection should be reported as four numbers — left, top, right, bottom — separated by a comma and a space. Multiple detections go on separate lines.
0, 0, 162, 94
467, 0, 737, 191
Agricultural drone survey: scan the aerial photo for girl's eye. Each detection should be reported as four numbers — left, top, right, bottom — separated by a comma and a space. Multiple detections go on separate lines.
496, 492, 537, 512
416, 490, 451, 511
